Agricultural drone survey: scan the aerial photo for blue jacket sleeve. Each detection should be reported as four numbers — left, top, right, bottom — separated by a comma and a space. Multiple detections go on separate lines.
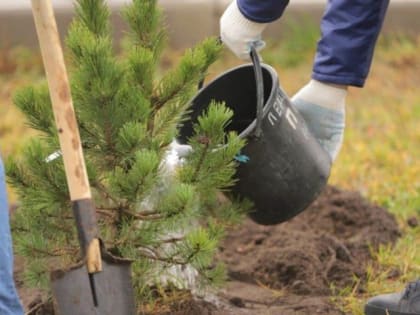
237, 0, 289, 23
313, 0, 389, 87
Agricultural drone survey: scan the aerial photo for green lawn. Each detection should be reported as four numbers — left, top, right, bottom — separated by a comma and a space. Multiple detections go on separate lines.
1, 29, 419, 314
329, 35, 420, 314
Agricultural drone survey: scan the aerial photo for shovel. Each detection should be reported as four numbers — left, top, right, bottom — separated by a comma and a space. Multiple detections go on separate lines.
31, 1, 136, 314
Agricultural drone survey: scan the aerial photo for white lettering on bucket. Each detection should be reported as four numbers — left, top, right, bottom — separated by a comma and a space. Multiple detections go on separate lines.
268, 95, 284, 126
273, 95, 285, 117
268, 112, 278, 125
286, 109, 297, 130
268, 94, 298, 130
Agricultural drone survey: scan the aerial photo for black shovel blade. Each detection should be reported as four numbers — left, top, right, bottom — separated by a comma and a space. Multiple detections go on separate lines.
51, 254, 136, 315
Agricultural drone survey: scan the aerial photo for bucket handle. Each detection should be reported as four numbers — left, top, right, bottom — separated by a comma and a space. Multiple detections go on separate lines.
250, 44, 264, 138
197, 40, 264, 138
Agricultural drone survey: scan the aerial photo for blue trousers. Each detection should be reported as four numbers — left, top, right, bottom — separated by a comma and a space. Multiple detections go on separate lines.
238, 0, 390, 87
0, 157, 24, 315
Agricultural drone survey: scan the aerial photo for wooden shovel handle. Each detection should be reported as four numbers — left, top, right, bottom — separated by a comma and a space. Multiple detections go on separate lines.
31, 0, 101, 273
31, 0, 90, 201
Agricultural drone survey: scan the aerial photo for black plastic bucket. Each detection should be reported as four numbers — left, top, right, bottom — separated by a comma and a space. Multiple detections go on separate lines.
178, 50, 331, 225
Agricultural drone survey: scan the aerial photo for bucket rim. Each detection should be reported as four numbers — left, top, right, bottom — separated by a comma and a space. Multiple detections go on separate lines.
196, 62, 280, 139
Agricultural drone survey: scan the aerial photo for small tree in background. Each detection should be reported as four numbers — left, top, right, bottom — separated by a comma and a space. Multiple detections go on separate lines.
7, 0, 247, 309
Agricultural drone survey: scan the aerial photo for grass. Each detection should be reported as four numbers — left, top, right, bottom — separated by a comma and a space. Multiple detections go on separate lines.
333, 35, 420, 310
1, 22, 419, 314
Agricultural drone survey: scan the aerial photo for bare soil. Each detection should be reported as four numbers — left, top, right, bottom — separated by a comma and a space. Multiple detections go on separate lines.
15, 185, 401, 314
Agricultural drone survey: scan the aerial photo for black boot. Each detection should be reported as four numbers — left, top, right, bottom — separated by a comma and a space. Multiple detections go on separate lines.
365, 280, 420, 315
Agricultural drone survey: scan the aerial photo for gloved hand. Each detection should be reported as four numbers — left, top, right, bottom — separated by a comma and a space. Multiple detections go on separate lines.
220, 0, 267, 59
291, 80, 347, 162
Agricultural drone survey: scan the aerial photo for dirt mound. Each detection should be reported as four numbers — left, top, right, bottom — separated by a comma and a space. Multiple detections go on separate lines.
215, 185, 401, 314
16, 186, 401, 314
220, 185, 400, 293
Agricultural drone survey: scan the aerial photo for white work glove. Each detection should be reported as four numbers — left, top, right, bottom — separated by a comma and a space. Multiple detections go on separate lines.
291, 80, 347, 162
220, 0, 267, 59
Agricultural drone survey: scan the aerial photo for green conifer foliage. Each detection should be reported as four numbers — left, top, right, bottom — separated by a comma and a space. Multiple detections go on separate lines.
7, 0, 248, 308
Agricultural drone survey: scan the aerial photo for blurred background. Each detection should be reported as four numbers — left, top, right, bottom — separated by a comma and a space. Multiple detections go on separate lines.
1, 0, 420, 49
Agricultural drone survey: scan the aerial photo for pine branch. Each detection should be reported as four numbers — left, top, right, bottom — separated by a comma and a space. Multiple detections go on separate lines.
137, 246, 189, 266
109, 149, 160, 204
25, 296, 53, 315
122, 0, 166, 54
192, 136, 210, 182
12, 85, 55, 137
5, 158, 32, 191
160, 236, 185, 244
126, 47, 155, 97
121, 209, 163, 221
75, 0, 110, 37
96, 208, 119, 218
25, 245, 60, 258
153, 37, 221, 112
92, 180, 121, 205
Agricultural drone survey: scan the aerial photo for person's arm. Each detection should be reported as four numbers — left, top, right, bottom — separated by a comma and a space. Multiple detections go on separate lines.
313, 0, 389, 87
220, 0, 389, 161
291, 0, 389, 161
237, 0, 289, 23
220, 0, 289, 59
